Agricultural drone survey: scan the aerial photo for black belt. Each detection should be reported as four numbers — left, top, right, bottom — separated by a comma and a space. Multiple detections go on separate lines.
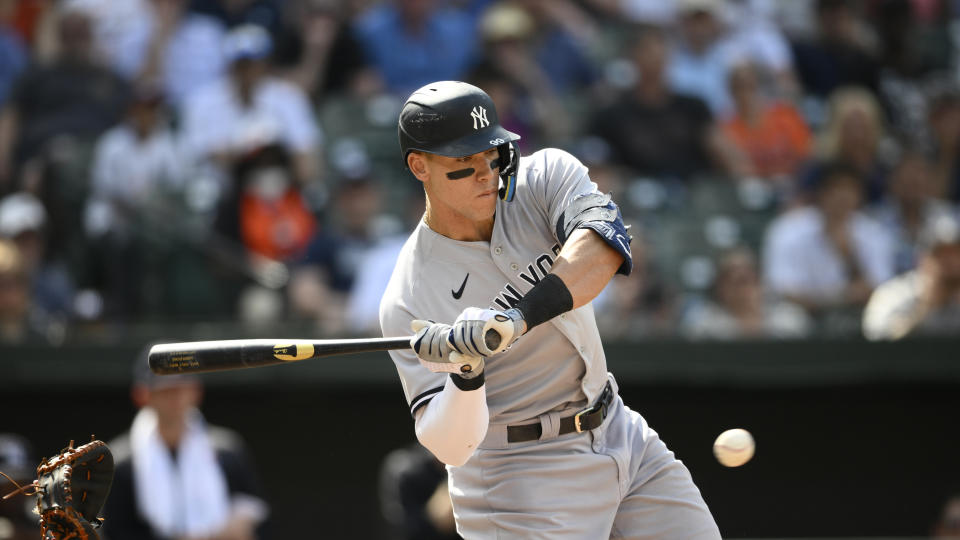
507, 382, 615, 443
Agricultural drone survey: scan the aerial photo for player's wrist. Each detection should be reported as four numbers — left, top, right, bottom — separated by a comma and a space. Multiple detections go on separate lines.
450, 370, 485, 390
502, 308, 528, 336
514, 273, 573, 331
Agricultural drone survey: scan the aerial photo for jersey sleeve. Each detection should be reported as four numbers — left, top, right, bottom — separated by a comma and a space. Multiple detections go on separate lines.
379, 280, 447, 417
526, 148, 600, 243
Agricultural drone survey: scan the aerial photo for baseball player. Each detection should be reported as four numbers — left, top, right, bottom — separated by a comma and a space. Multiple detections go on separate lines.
380, 81, 720, 539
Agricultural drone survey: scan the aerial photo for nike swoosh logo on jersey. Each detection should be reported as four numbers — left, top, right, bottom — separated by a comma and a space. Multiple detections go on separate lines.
452, 274, 470, 299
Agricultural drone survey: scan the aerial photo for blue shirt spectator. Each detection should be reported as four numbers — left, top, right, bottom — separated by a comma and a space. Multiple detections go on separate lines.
353, 0, 478, 95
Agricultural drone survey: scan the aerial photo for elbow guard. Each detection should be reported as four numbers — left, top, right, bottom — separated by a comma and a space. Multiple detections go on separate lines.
556, 192, 633, 275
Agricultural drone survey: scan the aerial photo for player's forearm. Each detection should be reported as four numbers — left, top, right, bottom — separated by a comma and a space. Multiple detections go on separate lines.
550, 228, 623, 309
414, 376, 489, 466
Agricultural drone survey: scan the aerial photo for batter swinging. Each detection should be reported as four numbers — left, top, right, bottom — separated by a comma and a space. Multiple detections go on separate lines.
380, 81, 720, 539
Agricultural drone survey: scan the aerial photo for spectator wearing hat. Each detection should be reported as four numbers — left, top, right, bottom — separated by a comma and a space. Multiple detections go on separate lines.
863, 213, 960, 340
102, 350, 270, 540
179, 24, 320, 188
0, 192, 73, 324
0, 433, 38, 539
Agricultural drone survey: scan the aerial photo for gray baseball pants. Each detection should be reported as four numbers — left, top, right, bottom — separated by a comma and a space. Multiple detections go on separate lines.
447, 379, 721, 539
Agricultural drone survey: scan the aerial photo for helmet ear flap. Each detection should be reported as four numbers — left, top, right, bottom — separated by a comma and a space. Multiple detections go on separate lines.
497, 142, 520, 202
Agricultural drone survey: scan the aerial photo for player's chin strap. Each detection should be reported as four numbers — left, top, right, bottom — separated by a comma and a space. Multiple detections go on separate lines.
497, 142, 520, 202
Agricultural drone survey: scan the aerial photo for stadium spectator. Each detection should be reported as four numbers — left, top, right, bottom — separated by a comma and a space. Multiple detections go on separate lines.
0, 4, 130, 189
723, 0, 800, 100
0, 0, 27, 108
763, 163, 895, 314
84, 84, 186, 317
790, 0, 881, 99
288, 177, 385, 333
215, 142, 316, 262
0, 239, 36, 343
0, 433, 38, 539
590, 25, 749, 181
379, 442, 460, 540
102, 351, 270, 539
344, 193, 424, 334
352, 0, 479, 95
870, 150, 958, 274
798, 86, 890, 204
722, 62, 812, 183
272, 0, 376, 102
928, 88, 960, 202
491, 0, 599, 97
667, 0, 739, 115
681, 246, 810, 339
0, 192, 74, 322
179, 24, 321, 187
87, 85, 186, 238
863, 213, 960, 340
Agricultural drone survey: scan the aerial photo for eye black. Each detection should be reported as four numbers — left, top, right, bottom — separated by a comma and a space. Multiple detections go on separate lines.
446, 168, 475, 180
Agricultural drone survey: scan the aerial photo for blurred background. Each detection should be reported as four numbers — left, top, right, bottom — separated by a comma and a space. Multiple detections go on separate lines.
0, 0, 959, 538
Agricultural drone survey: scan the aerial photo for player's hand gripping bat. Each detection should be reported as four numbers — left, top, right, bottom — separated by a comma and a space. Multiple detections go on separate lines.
148, 331, 504, 375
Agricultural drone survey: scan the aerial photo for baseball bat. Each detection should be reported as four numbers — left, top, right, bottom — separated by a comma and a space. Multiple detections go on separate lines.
148, 331, 503, 375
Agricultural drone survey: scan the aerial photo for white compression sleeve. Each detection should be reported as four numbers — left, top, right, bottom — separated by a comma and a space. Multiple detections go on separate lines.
413, 376, 489, 466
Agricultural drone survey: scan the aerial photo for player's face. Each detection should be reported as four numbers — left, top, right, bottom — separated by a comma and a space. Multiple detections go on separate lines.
417, 148, 501, 226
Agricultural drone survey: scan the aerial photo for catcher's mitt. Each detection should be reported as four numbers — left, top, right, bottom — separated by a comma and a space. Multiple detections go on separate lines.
1, 437, 114, 540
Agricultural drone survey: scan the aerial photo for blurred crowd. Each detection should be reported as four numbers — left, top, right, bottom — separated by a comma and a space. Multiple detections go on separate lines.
0, 0, 959, 344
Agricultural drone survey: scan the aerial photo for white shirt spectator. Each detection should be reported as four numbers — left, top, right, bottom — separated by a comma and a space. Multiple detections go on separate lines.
763, 207, 896, 301
180, 77, 320, 160
86, 124, 185, 236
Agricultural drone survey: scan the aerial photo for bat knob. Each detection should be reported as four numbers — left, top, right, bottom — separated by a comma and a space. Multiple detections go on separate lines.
484, 329, 502, 351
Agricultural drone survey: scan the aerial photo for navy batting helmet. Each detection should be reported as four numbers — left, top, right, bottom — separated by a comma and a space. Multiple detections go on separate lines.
399, 81, 521, 201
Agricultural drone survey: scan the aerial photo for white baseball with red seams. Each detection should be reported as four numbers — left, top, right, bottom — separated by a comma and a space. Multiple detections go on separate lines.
713, 428, 756, 467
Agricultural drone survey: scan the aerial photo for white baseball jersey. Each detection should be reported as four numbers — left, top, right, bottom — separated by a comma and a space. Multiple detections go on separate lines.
380, 148, 610, 427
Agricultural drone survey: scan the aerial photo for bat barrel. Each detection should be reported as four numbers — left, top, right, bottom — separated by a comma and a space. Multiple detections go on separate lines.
148, 337, 411, 375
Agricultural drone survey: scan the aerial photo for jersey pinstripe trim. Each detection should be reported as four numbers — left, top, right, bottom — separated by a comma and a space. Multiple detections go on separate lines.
410, 385, 444, 416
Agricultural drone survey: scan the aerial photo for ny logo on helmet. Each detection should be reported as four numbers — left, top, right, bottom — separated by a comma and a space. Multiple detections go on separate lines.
471, 106, 489, 130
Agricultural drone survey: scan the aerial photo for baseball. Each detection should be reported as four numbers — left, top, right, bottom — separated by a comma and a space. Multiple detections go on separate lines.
713, 428, 755, 467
